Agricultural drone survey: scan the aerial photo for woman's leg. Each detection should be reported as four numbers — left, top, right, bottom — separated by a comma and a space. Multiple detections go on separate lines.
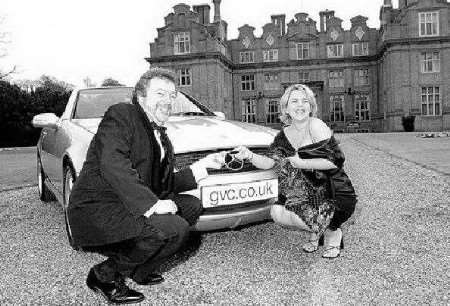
270, 204, 311, 231
323, 196, 356, 258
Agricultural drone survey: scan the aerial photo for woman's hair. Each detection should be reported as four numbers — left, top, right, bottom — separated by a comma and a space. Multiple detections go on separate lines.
279, 84, 318, 125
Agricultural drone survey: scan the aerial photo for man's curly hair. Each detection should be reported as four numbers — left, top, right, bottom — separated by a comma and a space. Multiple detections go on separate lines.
134, 67, 177, 99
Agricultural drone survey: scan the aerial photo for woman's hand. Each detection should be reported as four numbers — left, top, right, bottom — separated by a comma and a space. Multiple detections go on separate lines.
233, 146, 254, 161
287, 155, 305, 168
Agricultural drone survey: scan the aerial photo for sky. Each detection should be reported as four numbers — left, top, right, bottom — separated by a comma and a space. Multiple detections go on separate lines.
0, 0, 392, 87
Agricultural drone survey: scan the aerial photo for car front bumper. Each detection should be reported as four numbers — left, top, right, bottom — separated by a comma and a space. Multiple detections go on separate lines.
193, 198, 275, 231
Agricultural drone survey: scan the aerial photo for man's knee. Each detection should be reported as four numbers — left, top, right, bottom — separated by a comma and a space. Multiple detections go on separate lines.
174, 194, 203, 226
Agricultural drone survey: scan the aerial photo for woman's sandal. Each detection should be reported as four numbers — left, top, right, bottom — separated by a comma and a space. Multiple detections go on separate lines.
302, 233, 324, 253
322, 228, 344, 259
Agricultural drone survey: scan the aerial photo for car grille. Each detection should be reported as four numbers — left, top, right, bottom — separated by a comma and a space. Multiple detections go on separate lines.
174, 147, 271, 174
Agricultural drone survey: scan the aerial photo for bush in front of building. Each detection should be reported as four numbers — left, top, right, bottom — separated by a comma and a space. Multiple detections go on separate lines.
401, 115, 415, 132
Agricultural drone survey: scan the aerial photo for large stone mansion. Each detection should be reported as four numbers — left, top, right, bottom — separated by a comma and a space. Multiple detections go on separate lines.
147, 0, 450, 132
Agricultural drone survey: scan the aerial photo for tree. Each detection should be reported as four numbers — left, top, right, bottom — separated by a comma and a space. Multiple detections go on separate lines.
101, 77, 124, 87
0, 16, 16, 80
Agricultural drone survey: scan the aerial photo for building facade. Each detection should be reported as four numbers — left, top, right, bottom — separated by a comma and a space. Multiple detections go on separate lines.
147, 0, 450, 132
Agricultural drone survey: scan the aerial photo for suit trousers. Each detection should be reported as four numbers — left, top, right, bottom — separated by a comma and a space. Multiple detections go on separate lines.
90, 194, 203, 283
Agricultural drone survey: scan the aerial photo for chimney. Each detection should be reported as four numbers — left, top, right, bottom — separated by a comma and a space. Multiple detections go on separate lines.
213, 0, 221, 22
383, 0, 392, 6
399, 0, 407, 9
193, 4, 211, 24
271, 14, 286, 35
319, 10, 334, 32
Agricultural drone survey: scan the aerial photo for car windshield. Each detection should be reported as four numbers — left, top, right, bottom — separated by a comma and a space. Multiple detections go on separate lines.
73, 88, 134, 119
171, 92, 214, 116
73, 88, 214, 119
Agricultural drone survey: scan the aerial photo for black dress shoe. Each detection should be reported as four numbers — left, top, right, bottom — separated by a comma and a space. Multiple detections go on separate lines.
133, 273, 165, 286
86, 268, 145, 304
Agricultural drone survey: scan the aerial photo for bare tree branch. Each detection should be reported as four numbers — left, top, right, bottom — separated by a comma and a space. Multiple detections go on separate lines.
0, 15, 16, 79
0, 65, 16, 79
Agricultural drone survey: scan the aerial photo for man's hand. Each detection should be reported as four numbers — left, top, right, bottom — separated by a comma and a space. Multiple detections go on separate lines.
195, 152, 225, 169
144, 199, 178, 218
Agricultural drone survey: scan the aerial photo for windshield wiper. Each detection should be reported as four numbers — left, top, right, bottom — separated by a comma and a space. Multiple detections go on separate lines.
171, 112, 206, 116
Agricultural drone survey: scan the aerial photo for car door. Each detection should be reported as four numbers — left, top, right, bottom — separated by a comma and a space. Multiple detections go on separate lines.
51, 118, 72, 195
40, 126, 55, 183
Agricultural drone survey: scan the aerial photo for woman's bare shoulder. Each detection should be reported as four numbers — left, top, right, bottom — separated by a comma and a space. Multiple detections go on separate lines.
310, 118, 332, 142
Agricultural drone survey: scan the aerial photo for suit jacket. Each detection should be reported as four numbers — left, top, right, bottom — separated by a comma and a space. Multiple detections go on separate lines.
68, 103, 197, 247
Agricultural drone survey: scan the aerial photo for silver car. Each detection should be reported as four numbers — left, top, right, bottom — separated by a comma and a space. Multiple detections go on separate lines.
32, 86, 278, 244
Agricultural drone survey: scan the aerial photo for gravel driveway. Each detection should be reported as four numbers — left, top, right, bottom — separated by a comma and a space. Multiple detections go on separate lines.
0, 136, 448, 305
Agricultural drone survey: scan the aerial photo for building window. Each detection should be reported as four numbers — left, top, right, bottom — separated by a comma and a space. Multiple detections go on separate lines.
178, 68, 191, 86
239, 51, 255, 63
421, 51, 440, 73
352, 42, 369, 56
354, 69, 369, 86
174, 32, 190, 54
329, 70, 344, 88
296, 43, 310, 60
298, 71, 310, 83
242, 99, 257, 123
263, 49, 278, 62
330, 95, 344, 122
421, 86, 440, 116
419, 12, 439, 37
241, 75, 255, 91
263, 73, 279, 90
266, 100, 280, 124
355, 94, 370, 121
327, 44, 343, 58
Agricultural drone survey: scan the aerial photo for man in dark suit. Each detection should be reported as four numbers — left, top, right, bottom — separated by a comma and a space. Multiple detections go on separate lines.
68, 67, 223, 304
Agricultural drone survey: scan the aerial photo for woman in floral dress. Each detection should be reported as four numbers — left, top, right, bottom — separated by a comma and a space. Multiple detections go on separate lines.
234, 84, 357, 258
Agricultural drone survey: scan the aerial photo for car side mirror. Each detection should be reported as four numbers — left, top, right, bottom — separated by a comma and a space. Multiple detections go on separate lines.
213, 111, 226, 120
32, 113, 60, 129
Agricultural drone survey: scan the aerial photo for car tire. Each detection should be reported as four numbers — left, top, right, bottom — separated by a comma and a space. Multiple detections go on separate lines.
37, 153, 56, 202
63, 164, 81, 250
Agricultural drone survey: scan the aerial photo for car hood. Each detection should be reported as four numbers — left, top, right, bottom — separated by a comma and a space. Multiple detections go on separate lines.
73, 117, 278, 153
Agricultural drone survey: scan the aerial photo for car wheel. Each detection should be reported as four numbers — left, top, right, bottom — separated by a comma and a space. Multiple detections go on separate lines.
63, 164, 80, 250
37, 154, 55, 202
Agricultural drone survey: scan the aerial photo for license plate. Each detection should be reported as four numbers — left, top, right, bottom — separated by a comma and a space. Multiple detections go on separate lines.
201, 179, 278, 207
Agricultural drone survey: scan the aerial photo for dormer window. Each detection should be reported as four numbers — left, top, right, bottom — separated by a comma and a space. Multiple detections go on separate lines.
327, 44, 343, 58
174, 32, 190, 54
419, 12, 439, 37
352, 42, 369, 56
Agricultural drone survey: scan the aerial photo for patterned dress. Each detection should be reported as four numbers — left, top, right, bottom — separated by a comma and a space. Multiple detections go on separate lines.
269, 130, 357, 234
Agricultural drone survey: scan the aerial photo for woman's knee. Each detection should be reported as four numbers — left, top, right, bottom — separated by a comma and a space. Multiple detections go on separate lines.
270, 205, 290, 224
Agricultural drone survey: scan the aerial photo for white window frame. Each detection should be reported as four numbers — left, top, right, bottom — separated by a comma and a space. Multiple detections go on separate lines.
298, 71, 310, 83
354, 94, 370, 121
178, 68, 191, 87
419, 11, 439, 37
263, 49, 279, 62
328, 70, 344, 88
352, 42, 369, 56
330, 95, 345, 122
421, 51, 440, 73
266, 100, 280, 124
421, 86, 441, 116
296, 43, 310, 60
327, 44, 343, 58
241, 75, 255, 91
242, 99, 257, 123
174, 32, 190, 55
263, 73, 279, 90
354, 69, 369, 86
239, 51, 255, 63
